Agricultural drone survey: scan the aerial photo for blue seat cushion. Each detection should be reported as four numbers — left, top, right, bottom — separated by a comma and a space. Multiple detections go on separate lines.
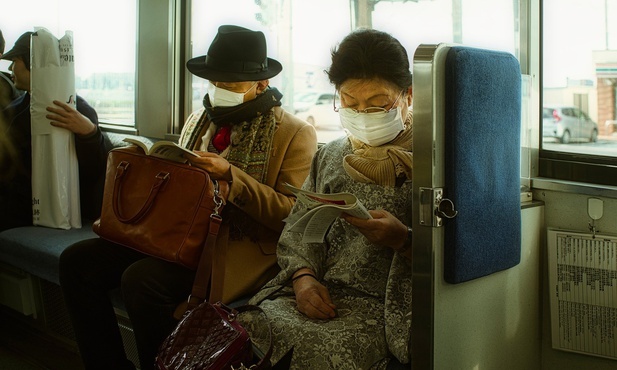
443, 46, 522, 284
0, 223, 97, 284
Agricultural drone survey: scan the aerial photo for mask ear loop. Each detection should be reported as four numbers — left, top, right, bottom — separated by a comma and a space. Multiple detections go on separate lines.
247, 81, 259, 92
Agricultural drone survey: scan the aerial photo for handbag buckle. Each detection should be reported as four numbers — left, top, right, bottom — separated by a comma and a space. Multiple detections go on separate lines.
156, 172, 170, 181
214, 301, 239, 321
115, 161, 130, 179
212, 180, 224, 217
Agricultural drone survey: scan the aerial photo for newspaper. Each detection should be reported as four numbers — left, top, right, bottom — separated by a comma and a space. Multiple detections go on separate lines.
30, 28, 81, 229
283, 183, 372, 243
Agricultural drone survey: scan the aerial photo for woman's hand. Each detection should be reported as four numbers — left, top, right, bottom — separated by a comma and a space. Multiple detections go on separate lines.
46, 100, 96, 136
186, 151, 232, 181
293, 270, 336, 320
342, 209, 408, 251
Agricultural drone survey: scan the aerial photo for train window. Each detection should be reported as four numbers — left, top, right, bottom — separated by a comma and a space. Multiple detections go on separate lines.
540, 0, 617, 186
188, 0, 518, 144
1, 0, 137, 127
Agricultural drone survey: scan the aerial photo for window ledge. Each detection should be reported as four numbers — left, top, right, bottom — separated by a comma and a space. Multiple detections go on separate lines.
530, 177, 617, 199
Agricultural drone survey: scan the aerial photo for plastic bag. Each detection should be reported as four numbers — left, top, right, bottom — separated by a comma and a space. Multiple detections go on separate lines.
30, 28, 81, 229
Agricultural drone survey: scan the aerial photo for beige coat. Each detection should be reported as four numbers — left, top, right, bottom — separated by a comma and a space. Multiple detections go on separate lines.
180, 106, 317, 303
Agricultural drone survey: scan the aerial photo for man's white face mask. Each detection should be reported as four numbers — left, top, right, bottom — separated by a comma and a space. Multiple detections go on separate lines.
339, 106, 405, 146
207, 82, 257, 107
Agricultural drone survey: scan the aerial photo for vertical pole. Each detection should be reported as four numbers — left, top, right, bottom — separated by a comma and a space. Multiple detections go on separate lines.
352, 0, 373, 29
452, 0, 463, 43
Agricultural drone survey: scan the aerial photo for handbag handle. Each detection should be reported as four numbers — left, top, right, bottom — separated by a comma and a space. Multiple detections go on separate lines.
232, 304, 274, 370
112, 161, 170, 224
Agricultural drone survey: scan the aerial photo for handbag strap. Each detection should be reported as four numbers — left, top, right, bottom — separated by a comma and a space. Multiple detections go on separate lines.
230, 277, 300, 369
185, 215, 221, 308
233, 304, 274, 370
185, 180, 225, 311
208, 222, 229, 303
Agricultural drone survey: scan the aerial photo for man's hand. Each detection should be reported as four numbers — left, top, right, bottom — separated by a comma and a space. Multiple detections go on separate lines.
46, 100, 96, 136
186, 151, 233, 181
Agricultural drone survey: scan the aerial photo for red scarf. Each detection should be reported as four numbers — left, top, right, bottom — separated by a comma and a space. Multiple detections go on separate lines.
212, 125, 232, 152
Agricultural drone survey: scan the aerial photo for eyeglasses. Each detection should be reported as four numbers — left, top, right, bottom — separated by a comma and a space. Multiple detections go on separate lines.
333, 90, 405, 116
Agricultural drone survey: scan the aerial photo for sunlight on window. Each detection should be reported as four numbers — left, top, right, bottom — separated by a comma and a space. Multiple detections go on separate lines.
1, 0, 137, 126
543, 0, 617, 157
190, 0, 517, 144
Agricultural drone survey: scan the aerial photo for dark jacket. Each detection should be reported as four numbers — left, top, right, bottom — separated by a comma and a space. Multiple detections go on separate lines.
0, 93, 108, 231
0, 71, 23, 115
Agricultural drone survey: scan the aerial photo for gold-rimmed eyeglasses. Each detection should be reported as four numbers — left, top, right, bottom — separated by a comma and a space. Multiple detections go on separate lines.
333, 90, 405, 115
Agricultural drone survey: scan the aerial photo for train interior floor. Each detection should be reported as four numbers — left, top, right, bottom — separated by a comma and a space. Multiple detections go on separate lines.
0, 305, 83, 370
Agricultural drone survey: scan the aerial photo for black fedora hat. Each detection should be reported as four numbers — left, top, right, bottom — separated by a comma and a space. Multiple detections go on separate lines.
1, 31, 34, 61
187, 25, 282, 82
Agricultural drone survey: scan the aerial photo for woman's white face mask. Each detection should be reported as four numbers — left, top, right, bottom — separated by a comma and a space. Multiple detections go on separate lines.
339, 106, 405, 146
207, 82, 257, 107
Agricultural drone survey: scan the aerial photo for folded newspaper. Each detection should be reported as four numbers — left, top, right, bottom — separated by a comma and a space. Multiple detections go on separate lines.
283, 183, 372, 243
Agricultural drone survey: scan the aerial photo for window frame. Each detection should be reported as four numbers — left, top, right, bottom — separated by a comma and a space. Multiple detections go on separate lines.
536, 0, 617, 188
131, 0, 179, 139
136, 0, 617, 190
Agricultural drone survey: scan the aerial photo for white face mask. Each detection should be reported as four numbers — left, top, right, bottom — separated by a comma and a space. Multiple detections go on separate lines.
207, 82, 257, 107
339, 106, 405, 146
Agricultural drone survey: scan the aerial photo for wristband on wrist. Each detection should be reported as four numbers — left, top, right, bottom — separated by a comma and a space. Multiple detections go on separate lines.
292, 273, 317, 282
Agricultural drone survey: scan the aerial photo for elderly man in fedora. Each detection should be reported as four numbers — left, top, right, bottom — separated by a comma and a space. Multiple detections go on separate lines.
59, 25, 317, 370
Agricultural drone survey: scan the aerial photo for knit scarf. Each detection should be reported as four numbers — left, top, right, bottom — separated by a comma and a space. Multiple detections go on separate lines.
343, 111, 413, 187
184, 87, 282, 184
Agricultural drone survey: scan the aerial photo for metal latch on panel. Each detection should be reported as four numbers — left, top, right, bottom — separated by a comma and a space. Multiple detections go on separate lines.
419, 187, 458, 227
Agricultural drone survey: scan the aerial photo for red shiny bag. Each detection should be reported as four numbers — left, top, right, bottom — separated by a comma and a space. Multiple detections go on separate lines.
155, 302, 271, 370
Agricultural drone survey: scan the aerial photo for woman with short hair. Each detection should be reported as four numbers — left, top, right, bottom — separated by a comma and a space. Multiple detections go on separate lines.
242, 28, 412, 369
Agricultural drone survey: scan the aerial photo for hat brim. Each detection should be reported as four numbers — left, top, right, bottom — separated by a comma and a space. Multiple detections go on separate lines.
186, 55, 282, 82
0, 46, 28, 61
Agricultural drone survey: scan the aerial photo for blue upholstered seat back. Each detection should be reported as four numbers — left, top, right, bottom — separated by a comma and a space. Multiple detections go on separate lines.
443, 46, 522, 284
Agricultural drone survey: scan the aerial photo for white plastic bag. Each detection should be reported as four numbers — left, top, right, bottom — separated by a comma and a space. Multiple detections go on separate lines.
30, 28, 81, 229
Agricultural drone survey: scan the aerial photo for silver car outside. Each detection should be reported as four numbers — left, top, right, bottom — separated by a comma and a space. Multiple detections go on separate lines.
543, 106, 598, 144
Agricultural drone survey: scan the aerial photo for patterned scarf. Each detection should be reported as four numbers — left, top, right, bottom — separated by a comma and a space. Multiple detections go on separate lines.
343, 111, 413, 187
183, 87, 282, 183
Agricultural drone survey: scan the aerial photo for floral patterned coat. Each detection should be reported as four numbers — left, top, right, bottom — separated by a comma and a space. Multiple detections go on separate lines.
241, 136, 412, 369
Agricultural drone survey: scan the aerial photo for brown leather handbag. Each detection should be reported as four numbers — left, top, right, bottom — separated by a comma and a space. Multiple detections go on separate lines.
93, 146, 229, 270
